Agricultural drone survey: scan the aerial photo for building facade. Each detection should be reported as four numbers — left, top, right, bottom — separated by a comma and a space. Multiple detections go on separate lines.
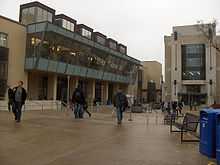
164, 24, 220, 105
133, 61, 162, 103
0, 1, 140, 105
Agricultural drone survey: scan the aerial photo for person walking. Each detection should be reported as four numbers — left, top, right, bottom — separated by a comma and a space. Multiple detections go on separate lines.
72, 85, 85, 119
83, 101, 91, 117
113, 89, 128, 125
7, 86, 14, 112
12, 81, 27, 123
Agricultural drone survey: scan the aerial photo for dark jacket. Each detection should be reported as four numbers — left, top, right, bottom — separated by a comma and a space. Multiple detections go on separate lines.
113, 92, 128, 108
72, 88, 85, 105
13, 87, 27, 105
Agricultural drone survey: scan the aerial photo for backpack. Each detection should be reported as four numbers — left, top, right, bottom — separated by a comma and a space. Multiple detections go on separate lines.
74, 90, 82, 102
119, 93, 128, 108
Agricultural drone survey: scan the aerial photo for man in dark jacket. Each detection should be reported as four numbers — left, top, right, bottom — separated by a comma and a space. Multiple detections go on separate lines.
72, 85, 85, 118
7, 86, 14, 112
13, 81, 27, 122
113, 89, 128, 125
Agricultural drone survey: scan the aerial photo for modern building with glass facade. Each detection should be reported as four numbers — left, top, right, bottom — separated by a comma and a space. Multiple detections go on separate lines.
0, 1, 140, 105
164, 24, 220, 105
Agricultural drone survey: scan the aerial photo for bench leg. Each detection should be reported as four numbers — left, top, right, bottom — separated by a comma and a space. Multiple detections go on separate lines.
180, 130, 200, 143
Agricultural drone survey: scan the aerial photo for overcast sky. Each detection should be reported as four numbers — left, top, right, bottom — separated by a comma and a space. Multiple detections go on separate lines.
1, 0, 220, 65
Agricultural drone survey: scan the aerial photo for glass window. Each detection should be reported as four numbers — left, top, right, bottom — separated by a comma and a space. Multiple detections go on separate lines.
96, 36, 105, 45
120, 46, 126, 54
47, 12, 53, 22
82, 28, 92, 39
182, 44, 206, 80
0, 33, 7, 47
62, 19, 67, 29
66, 21, 71, 31
21, 8, 28, 25
42, 10, 48, 21
70, 23, 75, 32
36, 7, 43, 22
21, 7, 35, 25
109, 41, 116, 50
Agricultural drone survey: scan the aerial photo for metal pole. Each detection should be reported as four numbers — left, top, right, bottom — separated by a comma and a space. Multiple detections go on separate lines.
67, 75, 70, 111
128, 106, 133, 121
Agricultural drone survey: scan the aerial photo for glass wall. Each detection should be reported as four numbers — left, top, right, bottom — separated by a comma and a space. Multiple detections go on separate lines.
0, 33, 8, 47
182, 44, 206, 80
21, 7, 53, 25
26, 32, 137, 78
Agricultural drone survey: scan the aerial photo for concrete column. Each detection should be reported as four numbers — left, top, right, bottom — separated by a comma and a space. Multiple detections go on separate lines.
104, 82, 108, 104
53, 75, 57, 100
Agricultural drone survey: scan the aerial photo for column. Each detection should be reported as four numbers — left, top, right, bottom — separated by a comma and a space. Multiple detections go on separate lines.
53, 75, 57, 100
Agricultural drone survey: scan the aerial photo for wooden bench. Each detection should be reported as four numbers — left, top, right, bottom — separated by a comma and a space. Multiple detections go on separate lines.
170, 113, 200, 143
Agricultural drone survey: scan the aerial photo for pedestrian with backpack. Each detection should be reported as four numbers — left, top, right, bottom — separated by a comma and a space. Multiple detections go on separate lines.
72, 85, 85, 119
113, 88, 128, 125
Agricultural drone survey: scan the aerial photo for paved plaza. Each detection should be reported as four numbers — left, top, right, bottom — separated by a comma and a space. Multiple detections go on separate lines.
0, 109, 216, 165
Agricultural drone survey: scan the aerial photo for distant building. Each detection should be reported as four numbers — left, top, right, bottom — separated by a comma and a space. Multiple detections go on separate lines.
164, 23, 220, 105
0, 1, 141, 104
136, 61, 162, 103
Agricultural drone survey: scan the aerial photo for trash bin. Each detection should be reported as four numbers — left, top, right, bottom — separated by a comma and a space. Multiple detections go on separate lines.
199, 109, 217, 158
216, 112, 220, 163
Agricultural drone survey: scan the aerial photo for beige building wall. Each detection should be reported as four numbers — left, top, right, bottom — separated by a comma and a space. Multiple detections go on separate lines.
216, 36, 220, 103
164, 36, 172, 101
0, 16, 27, 92
141, 61, 162, 90
164, 24, 219, 104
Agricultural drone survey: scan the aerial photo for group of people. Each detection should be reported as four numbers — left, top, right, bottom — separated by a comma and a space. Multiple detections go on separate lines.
6, 81, 128, 125
7, 81, 27, 123
72, 85, 128, 125
162, 100, 183, 115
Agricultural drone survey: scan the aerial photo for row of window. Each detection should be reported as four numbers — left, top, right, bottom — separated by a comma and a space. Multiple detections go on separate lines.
21, 7, 53, 25
21, 6, 127, 54
0, 33, 7, 47
28, 35, 135, 76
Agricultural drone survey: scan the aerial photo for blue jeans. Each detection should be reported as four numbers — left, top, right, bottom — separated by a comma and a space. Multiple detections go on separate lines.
74, 103, 84, 118
116, 107, 124, 122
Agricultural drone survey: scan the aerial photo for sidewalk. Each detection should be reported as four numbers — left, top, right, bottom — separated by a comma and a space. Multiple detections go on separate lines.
0, 110, 216, 165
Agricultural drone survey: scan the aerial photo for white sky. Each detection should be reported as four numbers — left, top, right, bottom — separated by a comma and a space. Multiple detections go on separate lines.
1, 0, 220, 65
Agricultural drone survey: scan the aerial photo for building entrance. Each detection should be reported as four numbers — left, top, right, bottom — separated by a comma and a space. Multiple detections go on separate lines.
179, 85, 207, 105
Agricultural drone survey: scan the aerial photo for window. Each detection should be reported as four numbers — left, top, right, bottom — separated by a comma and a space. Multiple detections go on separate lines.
182, 44, 206, 80
0, 33, 7, 47
36, 7, 53, 23
21, 7, 35, 25
96, 36, 105, 45
109, 41, 116, 50
120, 46, 126, 54
82, 28, 92, 39
62, 19, 67, 29
70, 23, 75, 32
48, 12, 53, 22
